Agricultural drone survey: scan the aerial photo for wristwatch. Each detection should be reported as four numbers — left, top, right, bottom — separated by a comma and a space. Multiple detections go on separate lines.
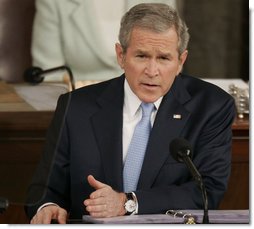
124, 192, 137, 215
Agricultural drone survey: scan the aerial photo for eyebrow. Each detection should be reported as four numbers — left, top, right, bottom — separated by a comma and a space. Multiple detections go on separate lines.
135, 49, 172, 57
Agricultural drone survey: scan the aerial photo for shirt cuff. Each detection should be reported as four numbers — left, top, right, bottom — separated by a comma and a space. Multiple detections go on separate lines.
37, 202, 59, 213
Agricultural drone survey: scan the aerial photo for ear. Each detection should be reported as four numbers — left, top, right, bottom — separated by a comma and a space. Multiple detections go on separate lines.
177, 50, 188, 75
115, 43, 125, 69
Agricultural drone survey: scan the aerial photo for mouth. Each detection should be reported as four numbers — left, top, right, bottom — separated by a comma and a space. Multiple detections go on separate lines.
141, 82, 159, 89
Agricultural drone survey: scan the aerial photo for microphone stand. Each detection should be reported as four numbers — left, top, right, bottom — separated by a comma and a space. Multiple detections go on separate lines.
24, 65, 75, 91
38, 66, 75, 91
181, 155, 209, 224
200, 182, 209, 224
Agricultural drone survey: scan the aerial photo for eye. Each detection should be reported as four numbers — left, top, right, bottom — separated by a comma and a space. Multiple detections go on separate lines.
159, 56, 169, 60
136, 54, 146, 58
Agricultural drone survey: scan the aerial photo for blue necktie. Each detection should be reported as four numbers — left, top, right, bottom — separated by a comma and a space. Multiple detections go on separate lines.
123, 102, 155, 192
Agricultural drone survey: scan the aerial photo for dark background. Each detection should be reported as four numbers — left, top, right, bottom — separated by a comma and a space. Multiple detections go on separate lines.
181, 0, 249, 82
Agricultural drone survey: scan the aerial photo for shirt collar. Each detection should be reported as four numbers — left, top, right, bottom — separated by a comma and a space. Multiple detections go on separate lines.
124, 79, 163, 117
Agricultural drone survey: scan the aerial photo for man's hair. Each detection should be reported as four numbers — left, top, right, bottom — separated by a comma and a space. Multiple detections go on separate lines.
118, 3, 190, 55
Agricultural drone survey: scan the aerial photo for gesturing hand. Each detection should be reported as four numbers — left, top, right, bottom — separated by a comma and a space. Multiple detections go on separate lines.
84, 175, 126, 218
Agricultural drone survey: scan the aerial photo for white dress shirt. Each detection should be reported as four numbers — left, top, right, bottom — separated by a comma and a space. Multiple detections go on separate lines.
122, 79, 163, 163
122, 79, 163, 214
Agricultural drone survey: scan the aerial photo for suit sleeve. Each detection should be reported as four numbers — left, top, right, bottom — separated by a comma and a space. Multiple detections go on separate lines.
25, 93, 71, 219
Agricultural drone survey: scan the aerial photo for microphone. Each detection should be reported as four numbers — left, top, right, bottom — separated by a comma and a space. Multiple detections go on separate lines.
169, 138, 209, 224
23, 65, 75, 91
0, 197, 9, 214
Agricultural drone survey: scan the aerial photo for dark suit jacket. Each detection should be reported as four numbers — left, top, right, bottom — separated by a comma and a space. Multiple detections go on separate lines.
25, 73, 236, 219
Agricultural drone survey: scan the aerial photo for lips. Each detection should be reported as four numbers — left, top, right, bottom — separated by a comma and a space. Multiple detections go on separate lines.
141, 82, 159, 88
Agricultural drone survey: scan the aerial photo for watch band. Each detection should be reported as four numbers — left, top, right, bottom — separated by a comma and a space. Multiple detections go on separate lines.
126, 192, 133, 200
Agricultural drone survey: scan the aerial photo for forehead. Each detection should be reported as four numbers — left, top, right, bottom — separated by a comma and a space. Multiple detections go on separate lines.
128, 27, 179, 51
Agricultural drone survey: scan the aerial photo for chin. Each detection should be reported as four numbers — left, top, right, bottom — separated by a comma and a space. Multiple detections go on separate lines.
139, 95, 159, 103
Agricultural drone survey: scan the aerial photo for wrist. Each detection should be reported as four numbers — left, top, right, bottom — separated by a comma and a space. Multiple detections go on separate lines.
119, 193, 127, 216
37, 202, 59, 213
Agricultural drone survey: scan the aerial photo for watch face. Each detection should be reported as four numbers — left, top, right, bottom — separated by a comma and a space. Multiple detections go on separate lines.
125, 199, 136, 212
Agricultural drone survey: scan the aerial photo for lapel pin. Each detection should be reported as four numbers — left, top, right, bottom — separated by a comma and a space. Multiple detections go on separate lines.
173, 114, 182, 119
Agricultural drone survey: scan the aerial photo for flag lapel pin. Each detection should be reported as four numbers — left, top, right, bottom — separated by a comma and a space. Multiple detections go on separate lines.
173, 114, 182, 119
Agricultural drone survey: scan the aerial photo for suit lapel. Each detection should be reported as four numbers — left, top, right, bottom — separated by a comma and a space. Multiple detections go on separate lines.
90, 76, 125, 191
138, 76, 191, 189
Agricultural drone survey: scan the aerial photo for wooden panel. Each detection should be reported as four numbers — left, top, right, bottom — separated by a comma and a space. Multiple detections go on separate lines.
0, 110, 53, 224
0, 81, 23, 103
0, 81, 34, 111
0, 111, 53, 133
0, 206, 30, 224
219, 118, 249, 210
219, 163, 249, 210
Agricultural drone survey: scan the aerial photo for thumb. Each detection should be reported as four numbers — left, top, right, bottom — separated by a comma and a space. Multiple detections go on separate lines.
87, 175, 106, 190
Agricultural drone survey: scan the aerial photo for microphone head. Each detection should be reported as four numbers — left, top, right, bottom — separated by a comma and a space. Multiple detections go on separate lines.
0, 197, 9, 214
169, 137, 193, 162
23, 67, 44, 84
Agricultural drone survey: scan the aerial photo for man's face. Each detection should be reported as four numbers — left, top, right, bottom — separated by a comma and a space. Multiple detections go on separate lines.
116, 27, 188, 103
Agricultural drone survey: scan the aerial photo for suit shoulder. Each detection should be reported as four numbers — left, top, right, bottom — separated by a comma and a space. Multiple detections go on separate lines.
179, 74, 236, 122
71, 77, 114, 95
61, 76, 123, 105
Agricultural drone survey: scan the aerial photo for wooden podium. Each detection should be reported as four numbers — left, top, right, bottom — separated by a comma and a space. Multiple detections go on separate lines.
0, 81, 249, 223
0, 81, 59, 223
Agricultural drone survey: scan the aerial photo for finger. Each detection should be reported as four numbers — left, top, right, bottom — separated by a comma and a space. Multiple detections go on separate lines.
57, 208, 67, 224
86, 204, 107, 213
87, 175, 107, 190
89, 188, 108, 199
41, 206, 59, 224
31, 211, 52, 224
84, 196, 105, 206
42, 214, 54, 224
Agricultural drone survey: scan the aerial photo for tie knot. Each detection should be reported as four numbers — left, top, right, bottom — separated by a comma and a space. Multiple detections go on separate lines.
141, 102, 154, 117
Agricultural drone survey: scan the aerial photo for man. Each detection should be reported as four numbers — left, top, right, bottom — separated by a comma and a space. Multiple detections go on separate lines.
25, 3, 236, 224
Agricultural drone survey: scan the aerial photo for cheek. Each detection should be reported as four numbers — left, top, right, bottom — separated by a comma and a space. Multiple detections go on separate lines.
169, 62, 181, 74
126, 60, 144, 72
124, 62, 144, 82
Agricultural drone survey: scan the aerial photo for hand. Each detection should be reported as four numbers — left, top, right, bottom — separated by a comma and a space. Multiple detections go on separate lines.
84, 175, 126, 218
30, 205, 67, 224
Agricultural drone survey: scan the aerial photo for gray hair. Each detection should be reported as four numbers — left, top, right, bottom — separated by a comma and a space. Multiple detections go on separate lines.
118, 3, 190, 55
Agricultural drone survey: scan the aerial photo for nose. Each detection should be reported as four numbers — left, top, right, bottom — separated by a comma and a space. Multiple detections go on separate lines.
145, 59, 159, 77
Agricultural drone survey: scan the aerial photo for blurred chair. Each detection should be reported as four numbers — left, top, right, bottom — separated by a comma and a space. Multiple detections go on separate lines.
0, 0, 35, 83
